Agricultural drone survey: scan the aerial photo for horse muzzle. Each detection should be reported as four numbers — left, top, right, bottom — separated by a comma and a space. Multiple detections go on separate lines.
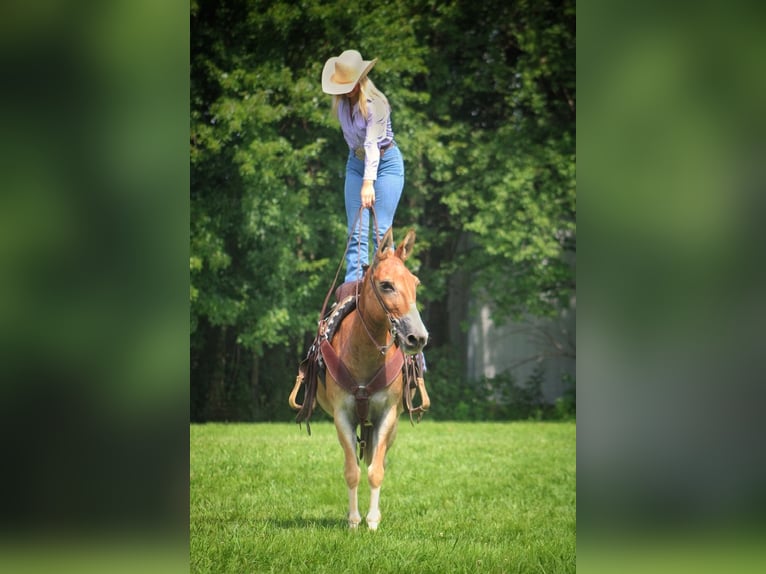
392, 306, 429, 355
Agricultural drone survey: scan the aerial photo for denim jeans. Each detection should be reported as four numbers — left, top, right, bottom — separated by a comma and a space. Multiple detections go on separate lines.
343, 144, 404, 282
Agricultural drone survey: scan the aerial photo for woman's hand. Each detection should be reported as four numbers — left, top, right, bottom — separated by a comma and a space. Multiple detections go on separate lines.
360, 180, 376, 208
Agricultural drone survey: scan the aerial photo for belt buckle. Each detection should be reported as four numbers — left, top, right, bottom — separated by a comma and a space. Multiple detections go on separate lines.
354, 147, 365, 161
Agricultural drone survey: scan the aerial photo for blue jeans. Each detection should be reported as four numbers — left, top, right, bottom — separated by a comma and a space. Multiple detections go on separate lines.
343, 145, 404, 282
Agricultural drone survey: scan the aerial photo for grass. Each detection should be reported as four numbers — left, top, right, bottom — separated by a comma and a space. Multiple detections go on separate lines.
190, 420, 576, 573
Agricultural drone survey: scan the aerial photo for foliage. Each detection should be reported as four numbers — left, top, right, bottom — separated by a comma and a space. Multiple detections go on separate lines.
190, 0, 575, 421
555, 373, 577, 420
411, 0, 576, 320
426, 347, 573, 421
190, 421, 576, 573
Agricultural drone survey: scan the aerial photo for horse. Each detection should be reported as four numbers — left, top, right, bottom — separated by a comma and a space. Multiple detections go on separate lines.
289, 227, 429, 530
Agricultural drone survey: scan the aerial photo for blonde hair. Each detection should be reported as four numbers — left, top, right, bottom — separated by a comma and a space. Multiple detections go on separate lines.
331, 76, 389, 120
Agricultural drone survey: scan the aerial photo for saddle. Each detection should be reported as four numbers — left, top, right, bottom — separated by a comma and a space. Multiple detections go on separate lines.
292, 295, 430, 436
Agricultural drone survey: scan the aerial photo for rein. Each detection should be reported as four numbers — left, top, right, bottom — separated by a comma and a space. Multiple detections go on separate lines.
313, 209, 363, 326
314, 206, 389, 327
357, 278, 398, 355
351, 206, 399, 355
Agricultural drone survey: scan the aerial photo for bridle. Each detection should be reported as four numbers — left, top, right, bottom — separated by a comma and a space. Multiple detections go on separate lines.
351, 206, 402, 355
357, 268, 400, 355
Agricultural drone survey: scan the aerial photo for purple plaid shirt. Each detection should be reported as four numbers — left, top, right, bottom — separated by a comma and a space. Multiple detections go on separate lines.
337, 97, 394, 181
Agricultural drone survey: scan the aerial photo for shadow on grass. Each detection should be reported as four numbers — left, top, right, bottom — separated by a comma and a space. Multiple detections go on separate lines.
268, 517, 346, 530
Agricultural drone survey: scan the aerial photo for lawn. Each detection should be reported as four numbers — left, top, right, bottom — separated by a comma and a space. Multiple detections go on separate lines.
190, 420, 576, 573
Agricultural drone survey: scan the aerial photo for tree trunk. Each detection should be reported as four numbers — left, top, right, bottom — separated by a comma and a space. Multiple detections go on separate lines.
250, 352, 260, 420
204, 326, 228, 421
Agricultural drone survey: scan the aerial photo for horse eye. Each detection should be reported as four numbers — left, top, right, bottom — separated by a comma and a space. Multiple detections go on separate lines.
380, 281, 395, 293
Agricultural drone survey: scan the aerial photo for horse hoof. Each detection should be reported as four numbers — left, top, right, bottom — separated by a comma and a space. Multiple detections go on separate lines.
366, 512, 381, 531
348, 513, 362, 529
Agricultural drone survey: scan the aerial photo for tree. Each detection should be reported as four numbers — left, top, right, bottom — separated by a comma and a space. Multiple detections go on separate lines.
412, 0, 576, 320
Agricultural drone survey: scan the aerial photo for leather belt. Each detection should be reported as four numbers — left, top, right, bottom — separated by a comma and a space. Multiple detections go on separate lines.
353, 141, 395, 161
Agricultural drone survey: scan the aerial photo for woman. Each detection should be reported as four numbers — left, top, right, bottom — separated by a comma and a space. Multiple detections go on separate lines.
321, 49, 404, 294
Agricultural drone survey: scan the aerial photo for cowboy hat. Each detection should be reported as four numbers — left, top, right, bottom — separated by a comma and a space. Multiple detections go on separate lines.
321, 50, 378, 95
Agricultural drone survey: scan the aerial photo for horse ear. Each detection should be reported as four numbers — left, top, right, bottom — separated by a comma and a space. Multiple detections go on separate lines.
370, 228, 394, 274
376, 227, 395, 257
395, 229, 416, 262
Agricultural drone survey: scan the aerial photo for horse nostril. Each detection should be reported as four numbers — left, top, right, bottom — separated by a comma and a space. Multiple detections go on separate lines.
407, 334, 427, 348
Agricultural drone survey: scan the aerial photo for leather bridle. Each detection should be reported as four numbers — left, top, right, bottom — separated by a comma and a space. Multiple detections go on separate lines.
347, 206, 406, 355
356, 269, 400, 355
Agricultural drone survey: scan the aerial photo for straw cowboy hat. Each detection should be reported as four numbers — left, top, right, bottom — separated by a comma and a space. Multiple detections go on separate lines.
321, 50, 378, 95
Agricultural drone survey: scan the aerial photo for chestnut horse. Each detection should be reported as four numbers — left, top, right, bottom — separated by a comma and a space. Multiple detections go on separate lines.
289, 227, 429, 530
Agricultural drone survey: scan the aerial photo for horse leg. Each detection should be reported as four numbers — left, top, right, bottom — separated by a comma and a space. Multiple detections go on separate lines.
366, 407, 399, 530
334, 412, 362, 528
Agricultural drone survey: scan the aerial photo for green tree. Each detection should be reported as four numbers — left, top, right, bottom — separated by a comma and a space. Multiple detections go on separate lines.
413, 0, 576, 320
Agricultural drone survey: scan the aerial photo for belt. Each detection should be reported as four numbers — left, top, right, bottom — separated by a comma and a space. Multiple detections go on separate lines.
353, 141, 395, 161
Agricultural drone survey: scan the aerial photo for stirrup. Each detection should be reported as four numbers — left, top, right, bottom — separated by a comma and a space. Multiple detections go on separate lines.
288, 370, 305, 410
416, 377, 430, 412
406, 376, 430, 423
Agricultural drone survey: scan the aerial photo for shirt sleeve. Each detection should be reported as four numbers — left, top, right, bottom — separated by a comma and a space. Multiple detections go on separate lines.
362, 99, 389, 181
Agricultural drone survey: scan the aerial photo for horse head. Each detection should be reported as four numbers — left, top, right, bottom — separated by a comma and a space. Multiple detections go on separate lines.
368, 228, 429, 355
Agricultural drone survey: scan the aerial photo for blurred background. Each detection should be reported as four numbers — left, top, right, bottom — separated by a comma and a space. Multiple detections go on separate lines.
0, 0, 188, 572
578, 0, 766, 571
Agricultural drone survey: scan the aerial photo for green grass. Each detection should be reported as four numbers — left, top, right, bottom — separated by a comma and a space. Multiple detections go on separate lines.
190, 421, 576, 573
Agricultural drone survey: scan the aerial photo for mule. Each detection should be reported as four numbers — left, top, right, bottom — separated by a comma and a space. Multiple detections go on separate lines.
289, 227, 429, 530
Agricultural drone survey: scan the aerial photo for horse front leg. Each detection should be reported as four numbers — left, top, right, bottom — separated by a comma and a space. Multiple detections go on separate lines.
366, 406, 399, 530
334, 412, 361, 528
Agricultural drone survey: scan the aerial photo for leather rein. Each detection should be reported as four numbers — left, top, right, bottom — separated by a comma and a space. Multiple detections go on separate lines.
356, 269, 399, 355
